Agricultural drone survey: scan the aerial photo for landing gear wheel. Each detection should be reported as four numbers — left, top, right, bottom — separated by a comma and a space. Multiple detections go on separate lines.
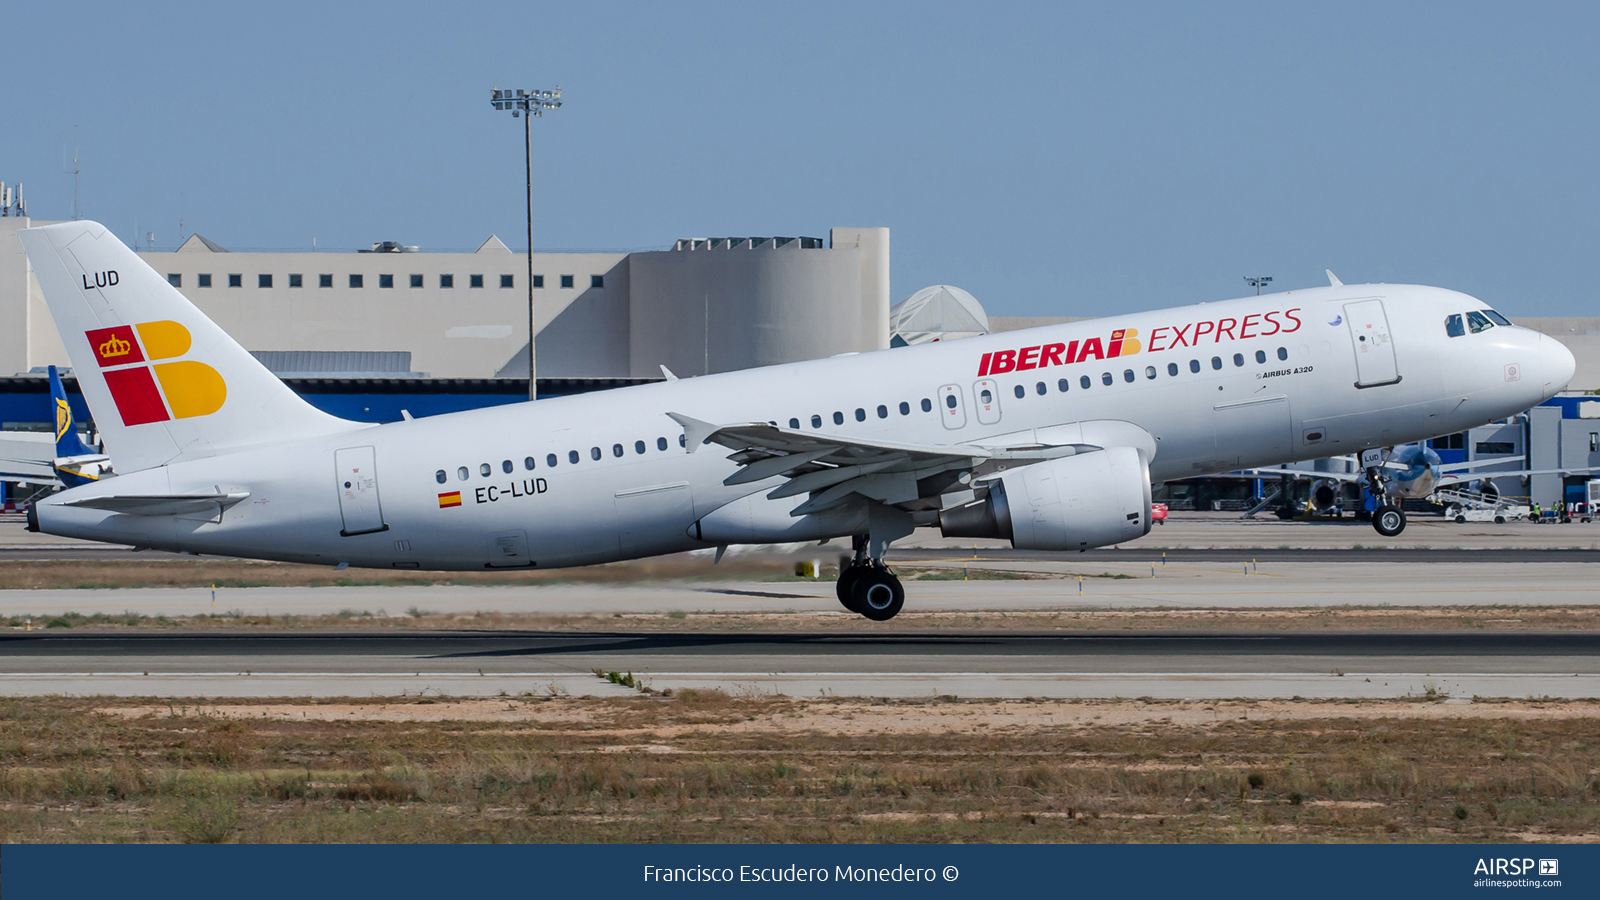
1373, 504, 1406, 537
836, 566, 865, 613
851, 567, 905, 621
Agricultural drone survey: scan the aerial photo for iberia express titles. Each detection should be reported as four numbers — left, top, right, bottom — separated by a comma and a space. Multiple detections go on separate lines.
976, 309, 1303, 376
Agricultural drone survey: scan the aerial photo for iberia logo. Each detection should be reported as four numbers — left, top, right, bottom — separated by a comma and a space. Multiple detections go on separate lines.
978, 328, 1142, 376
83, 321, 226, 426
438, 491, 462, 508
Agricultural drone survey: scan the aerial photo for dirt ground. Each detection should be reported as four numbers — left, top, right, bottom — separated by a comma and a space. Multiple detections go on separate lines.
1, 694, 1595, 844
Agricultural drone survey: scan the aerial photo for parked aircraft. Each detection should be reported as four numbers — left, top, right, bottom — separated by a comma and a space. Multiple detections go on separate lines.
0, 365, 113, 491
18, 222, 1576, 619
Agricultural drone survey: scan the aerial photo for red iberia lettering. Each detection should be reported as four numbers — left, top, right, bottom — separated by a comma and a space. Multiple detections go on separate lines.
1262, 311, 1281, 335
1017, 346, 1040, 370
1077, 337, 1103, 361
977, 352, 992, 376
990, 349, 1016, 373
1216, 318, 1237, 340
1148, 327, 1169, 352
1040, 343, 1066, 367
1239, 314, 1261, 339
1193, 321, 1215, 342
1283, 308, 1302, 332
1170, 323, 1192, 348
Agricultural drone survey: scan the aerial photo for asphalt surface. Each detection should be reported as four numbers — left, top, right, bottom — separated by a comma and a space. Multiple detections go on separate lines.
4, 630, 1597, 700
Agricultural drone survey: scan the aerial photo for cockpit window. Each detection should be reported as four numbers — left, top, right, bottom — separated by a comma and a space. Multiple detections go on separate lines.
1445, 314, 1465, 337
1466, 310, 1494, 333
1481, 309, 1511, 327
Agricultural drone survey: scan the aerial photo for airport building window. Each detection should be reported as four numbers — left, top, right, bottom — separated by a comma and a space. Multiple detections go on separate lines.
524, 456, 536, 470
457, 467, 469, 481
612, 443, 623, 458
1013, 385, 1025, 399
319, 274, 333, 288
1123, 369, 1135, 382
547, 453, 558, 467
229, 274, 243, 288
1431, 433, 1465, 450
1145, 366, 1156, 380
198, 273, 212, 287
501, 459, 513, 474
479, 463, 491, 477
812, 414, 823, 428
1277, 346, 1288, 360
470, 275, 484, 288
1255, 350, 1267, 364
854, 408, 866, 422
532, 275, 544, 288
350, 274, 364, 288
1211, 356, 1222, 370
1058, 378, 1069, 392
1081, 375, 1092, 389
899, 401, 910, 415
1591, 432, 1598, 453
435, 470, 446, 484
1102, 372, 1114, 386
833, 411, 844, 425
591, 275, 604, 288
289, 274, 303, 288
590, 447, 602, 461
1233, 353, 1244, 367
441, 274, 454, 288
410, 274, 423, 288
259, 274, 272, 288
1476, 441, 1516, 455
877, 404, 889, 418
167, 273, 181, 287
921, 398, 932, 412
634, 440, 645, 454
379, 274, 394, 289
560, 275, 575, 288
1167, 363, 1179, 376
569, 450, 580, 464
501, 274, 514, 288
1189, 359, 1200, 373
656, 437, 668, 451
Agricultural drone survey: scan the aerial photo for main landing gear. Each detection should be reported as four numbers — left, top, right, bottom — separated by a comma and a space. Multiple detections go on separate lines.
836, 535, 905, 621
1364, 456, 1407, 538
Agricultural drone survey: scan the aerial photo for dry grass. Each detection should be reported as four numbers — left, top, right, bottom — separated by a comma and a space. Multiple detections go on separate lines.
0, 694, 1595, 843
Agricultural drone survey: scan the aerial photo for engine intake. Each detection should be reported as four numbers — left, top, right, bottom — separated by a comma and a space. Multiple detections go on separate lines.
939, 447, 1151, 550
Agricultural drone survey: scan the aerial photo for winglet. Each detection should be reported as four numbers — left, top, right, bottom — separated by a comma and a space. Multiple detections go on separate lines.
660, 365, 678, 382
1326, 269, 1343, 287
666, 412, 718, 454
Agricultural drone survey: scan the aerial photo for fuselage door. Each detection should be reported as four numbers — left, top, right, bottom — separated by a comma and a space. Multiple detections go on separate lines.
334, 446, 387, 536
938, 384, 967, 430
1344, 299, 1400, 388
972, 379, 1002, 426
487, 529, 531, 567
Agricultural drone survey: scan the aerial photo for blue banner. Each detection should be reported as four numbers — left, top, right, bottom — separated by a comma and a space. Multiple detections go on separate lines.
3, 843, 1593, 899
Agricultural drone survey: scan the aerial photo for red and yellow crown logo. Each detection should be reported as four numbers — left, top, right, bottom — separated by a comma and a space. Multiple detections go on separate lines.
83, 321, 226, 426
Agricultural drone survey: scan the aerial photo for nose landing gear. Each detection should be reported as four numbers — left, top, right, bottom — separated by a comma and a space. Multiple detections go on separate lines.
835, 534, 905, 621
1364, 452, 1407, 537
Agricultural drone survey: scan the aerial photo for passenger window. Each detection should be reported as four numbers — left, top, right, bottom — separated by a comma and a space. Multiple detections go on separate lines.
524, 457, 535, 470
945, 394, 958, 409
1482, 309, 1512, 326
1101, 372, 1113, 386
1058, 378, 1069, 392
479, 463, 491, 477
812, 414, 823, 428
1081, 375, 1092, 389
547, 454, 558, 467
1233, 353, 1244, 367
591, 447, 602, 461
981, 389, 994, 403
656, 438, 668, 451
1167, 362, 1178, 376
1123, 369, 1134, 383
854, 408, 866, 422
899, 402, 910, 415
921, 398, 933, 412
612, 444, 623, 458
635, 441, 645, 454
457, 467, 469, 481
1211, 357, 1222, 370
1190, 359, 1201, 373
435, 470, 447, 484
1013, 385, 1025, 399
569, 450, 580, 464
1036, 381, 1047, 395
833, 411, 844, 425
1255, 350, 1266, 364
877, 404, 888, 418
501, 459, 513, 473
679, 435, 687, 447
1277, 347, 1288, 360
1145, 366, 1156, 380
789, 418, 800, 429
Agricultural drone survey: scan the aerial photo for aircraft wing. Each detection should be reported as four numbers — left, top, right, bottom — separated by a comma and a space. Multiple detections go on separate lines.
1240, 465, 1366, 484
1437, 467, 1600, 488
59, 492, 251, 517
668, 413, 1087, 515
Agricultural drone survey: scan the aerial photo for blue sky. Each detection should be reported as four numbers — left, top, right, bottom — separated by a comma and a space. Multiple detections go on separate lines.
4, 2, 1598, 317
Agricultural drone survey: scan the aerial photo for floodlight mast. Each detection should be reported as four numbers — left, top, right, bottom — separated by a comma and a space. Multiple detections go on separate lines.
1244, 275, 1273, 296
490, 86, 563, 399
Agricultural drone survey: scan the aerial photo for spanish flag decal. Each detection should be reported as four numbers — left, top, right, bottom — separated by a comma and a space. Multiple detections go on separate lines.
438, 491, 462, 508
84, 321, 227, 426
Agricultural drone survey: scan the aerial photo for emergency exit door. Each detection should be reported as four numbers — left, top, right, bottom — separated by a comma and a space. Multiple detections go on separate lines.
335, 446, 388, 536
1345, 299, 1400, 388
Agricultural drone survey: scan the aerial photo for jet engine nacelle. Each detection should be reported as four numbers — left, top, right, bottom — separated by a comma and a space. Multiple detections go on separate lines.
940, 446, 1152, 550
1309, 479, 1339, 512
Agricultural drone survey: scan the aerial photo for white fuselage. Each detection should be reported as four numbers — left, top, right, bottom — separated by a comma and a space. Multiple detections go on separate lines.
35, 284, 1570, 569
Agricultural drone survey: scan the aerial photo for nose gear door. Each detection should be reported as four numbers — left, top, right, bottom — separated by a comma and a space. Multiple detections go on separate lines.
1345, 299, 1400, 388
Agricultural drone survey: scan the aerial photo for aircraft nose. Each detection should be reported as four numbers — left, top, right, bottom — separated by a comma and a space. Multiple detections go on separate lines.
1539, 333, 1576, 390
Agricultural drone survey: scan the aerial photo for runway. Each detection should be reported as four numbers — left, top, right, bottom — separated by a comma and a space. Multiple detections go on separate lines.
4, 630, 1597, 700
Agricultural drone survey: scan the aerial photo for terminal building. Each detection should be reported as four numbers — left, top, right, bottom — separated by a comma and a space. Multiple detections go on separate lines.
2, 207, 1597, 509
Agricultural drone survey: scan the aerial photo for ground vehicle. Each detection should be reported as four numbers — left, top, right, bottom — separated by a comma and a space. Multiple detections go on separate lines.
1151, 502, 1168, 525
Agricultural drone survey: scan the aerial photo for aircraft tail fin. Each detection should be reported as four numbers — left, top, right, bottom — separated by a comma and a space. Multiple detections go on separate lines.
48, 365, 95, 458
19, 221, 353, 472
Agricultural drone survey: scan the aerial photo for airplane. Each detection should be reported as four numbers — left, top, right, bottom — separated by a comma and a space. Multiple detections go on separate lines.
0, 365, 114, 492
17, 222, 1577, 620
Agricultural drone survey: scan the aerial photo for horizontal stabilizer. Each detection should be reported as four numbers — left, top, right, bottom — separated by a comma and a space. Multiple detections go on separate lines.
60, 492, 250, 517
